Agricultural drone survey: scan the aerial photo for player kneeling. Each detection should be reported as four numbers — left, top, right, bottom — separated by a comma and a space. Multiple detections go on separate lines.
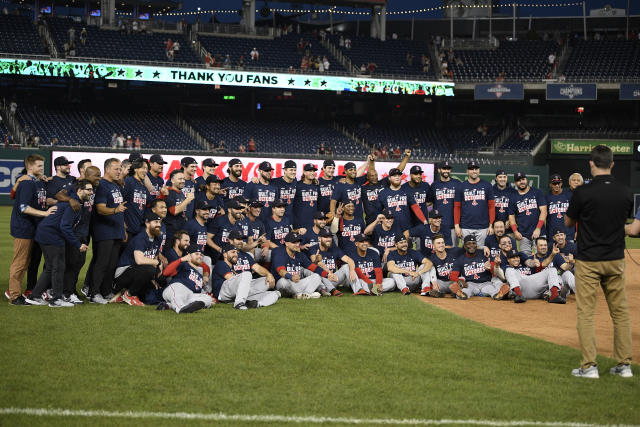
161, 245, 214, 314
504, 249, 565, 304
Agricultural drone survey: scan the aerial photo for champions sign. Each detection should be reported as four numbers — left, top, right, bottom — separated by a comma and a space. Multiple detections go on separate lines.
474, 83, 524, 100
0, 58, 454, 96
51, 151, 435, 184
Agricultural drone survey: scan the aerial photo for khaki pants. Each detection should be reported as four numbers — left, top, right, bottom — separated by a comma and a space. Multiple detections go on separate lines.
9, 238, 33, 300
575, 258, 632, 368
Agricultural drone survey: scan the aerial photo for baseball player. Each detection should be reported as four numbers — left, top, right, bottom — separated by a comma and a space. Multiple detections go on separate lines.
331, 198, 366, 256
427, 234, 464, 297
183, 199, 213, 292
493, 234, 534, 281
212, 244, 280, 310
364, 208, 401, 263
236, 199, 268, 261
361, 167, 388, 226
122, 158, 151, 238
146, 154, 167, 199
449, 235, 509, 300
547, 174, 575, 243
551, 230, 576, 295
272, 160, 298, 221
483, 220, 516, 261
508, 172, 547, 256
406, 209, 451, 258
165, 230, 190, 263
293, 164, 320, 230
427, 160, 458, 247
349, 234, 396, 295
265, 199, 295, 247
309, 227, 352, 296
220, 158, 247, 203
328, 159, 372, 223
403, 165, 431, 227
178, 157, 198, 219
300, 211, 328, 256
271, 231, 334, 299
243, 161, 277, 223
386, 234, 433, 295
552, 229, 577, 256
492, 169, 513, 226
209, 199, 244, 254
377, 168, 428, 232
161, 244, 214, 314
194, 158, 218, 191
317, 160, 340, 214
504, 249, 565, 304
196, 174, 226, 229
453, 160, 495, 248
46, 156, 76, 206
164, 168, 194, 244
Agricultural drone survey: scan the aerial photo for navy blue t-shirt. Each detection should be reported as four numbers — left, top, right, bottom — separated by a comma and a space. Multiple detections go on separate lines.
220, 177, 246, 202
351, 248, 381, 282
272, 177, 297, 221
65, 186, 93, 243
301, 227, 322, 256
244, 181, 277, 223
170, 261, 205, 293
452, 251, 492, 283
332, 181, 364, 220
428, 180, 458, 230
509, 187, 547, 239
183, 218, 209, 253
493, 184, 514, 224
318, 175, 340, 214
212, 260, 235, 298
546, 191, 574, 239
47, 175, 76, 200
337, 216, 366, 255
123, 176, 150, 236
35, 199, 82, 248
234, 251, 255, 274
92, 178, 125, 242
117, 229, 161, 267
557, 241, 577, 256
265, 216, 292, 247
403, 181, 430, 227
182, 178, 197, 220
377, 186, 418, 232
270, 246, 324, 278
370, 223, 402, 255
146, 172, 164, 199
164, 188, 187, 240
165, 247, 181, 263
361, 179, 388, 224
10, 176, 47, 239
237, 216, 266, 241
499, 250, 530, 269
293, 181, 319, 229
484, 234, 516, 260
387, 249, 425, 273
408, 224, 452, 257
430, 247, 464, 281
318, 244, 346, 273
196, 192, 225, 233
210, 215, 241, 248
455, 180, 494, 229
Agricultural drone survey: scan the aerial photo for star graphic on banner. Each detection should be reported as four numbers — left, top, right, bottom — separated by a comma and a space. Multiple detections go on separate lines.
117, 69, 125, 76
288, 78, 295, 85
304, 79, 311, 86
135, 69, 143, 77
153, 71, 160, 78
320, 80, 327, 87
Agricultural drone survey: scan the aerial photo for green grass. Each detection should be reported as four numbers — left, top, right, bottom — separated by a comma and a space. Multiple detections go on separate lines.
0, 206, 638, 426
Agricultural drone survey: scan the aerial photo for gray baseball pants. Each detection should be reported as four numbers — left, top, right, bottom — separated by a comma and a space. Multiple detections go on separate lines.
351, 277, 396, 294
461, 228, 488, 248
276, 273, 322, 297
459, 277, 504, 298
218, 272, 280, 308
320, 264, 351, 291
390, 272, 430, 292
162, 283, 214, 314
505, 268, 561, 299
560, 270, 575, 293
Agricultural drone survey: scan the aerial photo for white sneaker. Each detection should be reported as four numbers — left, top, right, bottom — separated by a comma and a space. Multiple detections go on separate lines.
42, 290, 53, 301
90, 294, 109, 305
4, 290, 10, 300
294, 293, 311, 300
610, 364, 633, 378
309, 292, 322, 299
80, 286, 89, 298
66, 294, 84, 304
571, 365, 599, 379
49, 299, 74, 308
25, 297, 47, 306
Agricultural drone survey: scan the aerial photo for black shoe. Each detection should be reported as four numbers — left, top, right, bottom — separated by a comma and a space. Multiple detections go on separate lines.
245, 300, 259, 309
10, 295, 29, 306
156, 302, 170, 311
560, 283, 570, 298
549, 295, 566, 304
179, 301, 206, 314
514, 294, 526, 303
429, 289, 443, 298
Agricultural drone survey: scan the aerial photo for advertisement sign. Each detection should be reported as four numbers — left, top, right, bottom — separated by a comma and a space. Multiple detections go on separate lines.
0, 159, 26, 195
550, 139, 633, 155
620, 84, 640, 101
0, 58, 454, 97
546, 83, 597, 100
474, 83, 524, 100
51, 151, 435, 184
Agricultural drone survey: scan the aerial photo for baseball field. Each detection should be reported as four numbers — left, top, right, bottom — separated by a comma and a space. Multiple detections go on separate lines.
1, 206, 639, 427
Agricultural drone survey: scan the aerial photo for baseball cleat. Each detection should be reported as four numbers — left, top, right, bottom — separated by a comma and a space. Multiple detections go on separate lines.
514, 294, 526, 303
420, 287, 430, 296
548, 295, 566, 304
122, 291, 144, 306
572, 365, 599, 379
25, 296, 47, 306
22, 290, 32, 298
48, 299, 74, 308
109, 291, 124, 304
493, 284, 510, 300
609, 364, 633, 378
294, 293, 311, 300
245, 300, 259, 309
234, 303, 248, 310
4, 290, 10, 300
309, 292, 322, 299
353, 289, 369, 296
331, 289, 343, 297
156, 302, 170, 311
319, 288, 332, 297
179, 301, 206, 314
429, 289, 443, 298
401, 287, 411, 295
449, 283, 468, 300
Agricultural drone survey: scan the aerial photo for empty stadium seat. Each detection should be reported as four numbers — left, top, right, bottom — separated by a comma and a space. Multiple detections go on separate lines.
563, 39, 640, 81
0, 15, 48, 55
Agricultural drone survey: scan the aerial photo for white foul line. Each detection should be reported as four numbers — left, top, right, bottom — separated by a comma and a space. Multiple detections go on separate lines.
0, 407, 637, 427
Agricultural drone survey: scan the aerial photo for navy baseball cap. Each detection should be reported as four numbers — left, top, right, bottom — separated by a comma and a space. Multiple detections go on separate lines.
227, 200, 243, 210
463, 234, 477, 244
194, 199, 209, 211
553, 229, 565, 236
259, 161, 273, 171
184, 244, 202, 255
284, 232, 302, 243
514, 172, 527, 181
439, 160, 452, 169
429, 209, 442, 219
343, 162, 356, 171
388, 168, 402, 177
54, 156, 74, 166
284, 160, 297, 169
145, 211, 162, 222
410, 165, 423, 175
228, 158, 242, 167
323, 159, 335, 168
227, 230, 244, 241
318, 228, 332, 237
202, 158, 217, 168
495, 169, 507, 177
506, 249, 520, 259
381, 208, 394, 219
395, 233, 408, 243
181, 157, 197, 166
128, 153, 143, 162
467, 160, 479, 169
340, 197, 355, 206
149, 154, 166, 164
205, 175, 220, 184
304, 163, 317, 171
314, 211, 327, 220
354, 234, 370, 242
248, 199, 264, 208
221, 243, 237, 253
273, 199, 287, 208
550, 174, 562, 183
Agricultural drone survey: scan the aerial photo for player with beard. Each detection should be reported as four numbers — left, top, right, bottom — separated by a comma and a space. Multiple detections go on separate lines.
406, 209, 450, 258
449, 235, 508, 301
427, 160, 459, 247
317, 160, 339, 214
328, 156, 374, 223
46, 156, 76, 206
547, 174, 575, 243
310, 228, 354, 296
293, 164, 320, 230
209, 199, 244, 254
244, 161, 277, 224
165, 231, 190, 263
377, 168, 428, 232
386, 234, 433, 295
272, 160, 298, 221
164, 169, 194, 244
454, 161, 495, 248
221, 158, 246, 203
493, 234, 538, 282
237, 199, 268, 261
112, 211, 165, 306
509, 172, 547, 256
483, 220, 516, 261
492, 170, 513, 226
403, 164, 431, 227
361, 150, 411, 225
551, 230, 576, 295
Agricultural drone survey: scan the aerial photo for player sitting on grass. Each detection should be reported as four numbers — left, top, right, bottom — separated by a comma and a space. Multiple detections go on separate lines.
349, 234, 395, 295
449, 235, 509, 301
386, 233, 433, 295
503, 249, 566, 304
160, 244, 214, 314
425, 234, 464, 297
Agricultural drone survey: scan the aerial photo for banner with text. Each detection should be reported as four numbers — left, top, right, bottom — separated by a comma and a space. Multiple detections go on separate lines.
0, 58, 454, 97
546, 83, 597, 100
51, 151, 435, 184
550, 139, 633, 155
620, 84, 640, 100
474, 83, 524, 100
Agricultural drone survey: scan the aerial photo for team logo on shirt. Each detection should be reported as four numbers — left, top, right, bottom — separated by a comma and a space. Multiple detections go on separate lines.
435, 188, 455, 205
395, 259, 416, 272
273, 225, 289, 244
549, 201, 568, 219
346, 188, 361, 204
356, 260, 374, 278
385, 194, 407, 212
463, 189, 486, 206
196, 232, 207, 248
233, 257, 252, 272
364, 187, 382, 202
320, 183, 334, 197
225, 186, 244, 199
112, 189, 123, 204
435, 262, 454, 279
189, 270, 203, 290
413, 191, 427, 205
516, 198, 538, 216
257, 189, 275, 206
377, 235, 396, 249
285, 263, 303, 276
182, 185, 194, 197
463, 261, 486, 280
301, 189, 318, 206
321, 255, 337, 272
341, 223, 363, 240
279, 187, 296, 204
143, 247, 159, 259
133, 190, 147, 211
495, 196, 509, 213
